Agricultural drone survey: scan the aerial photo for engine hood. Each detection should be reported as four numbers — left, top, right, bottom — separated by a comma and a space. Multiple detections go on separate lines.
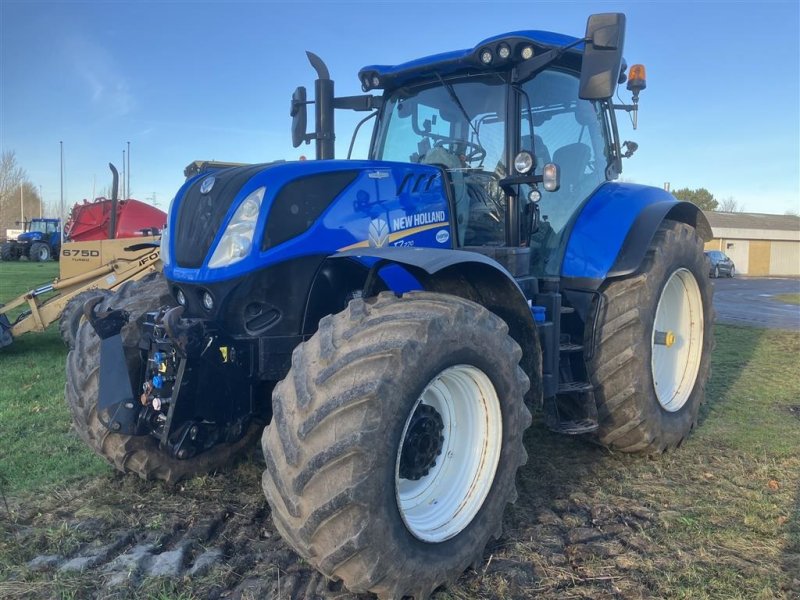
18, 231, 42, 242
164, 159, 452, 285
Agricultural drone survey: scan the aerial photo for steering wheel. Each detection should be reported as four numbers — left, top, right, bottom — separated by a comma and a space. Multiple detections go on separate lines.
433, 138, 486, 164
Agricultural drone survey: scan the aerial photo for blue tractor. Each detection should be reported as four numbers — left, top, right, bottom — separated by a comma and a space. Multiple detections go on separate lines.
67, 13, 713, 598
1, 217, 61, 261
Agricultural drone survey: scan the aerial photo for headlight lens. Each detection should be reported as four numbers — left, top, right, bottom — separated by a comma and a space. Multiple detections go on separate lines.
208, 186, 265, 269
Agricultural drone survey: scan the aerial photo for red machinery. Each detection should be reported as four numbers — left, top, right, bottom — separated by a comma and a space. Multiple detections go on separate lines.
64, 165, 167, 241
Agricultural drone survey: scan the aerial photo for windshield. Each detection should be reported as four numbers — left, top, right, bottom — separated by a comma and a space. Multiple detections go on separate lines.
374, 76, 508, 246
28, 220, 49, 233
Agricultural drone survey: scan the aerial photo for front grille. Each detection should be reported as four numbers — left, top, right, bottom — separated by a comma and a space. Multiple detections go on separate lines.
174, 165, 268, 268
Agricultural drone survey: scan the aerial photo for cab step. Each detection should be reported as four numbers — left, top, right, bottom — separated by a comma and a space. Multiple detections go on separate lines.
557, 380, 593, 393
559, 342, 583, 353
548, 418, 599, 435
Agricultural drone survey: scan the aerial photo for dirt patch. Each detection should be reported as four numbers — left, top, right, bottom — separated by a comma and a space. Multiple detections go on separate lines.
786, 405, 800, 421
3, 423, 795, 600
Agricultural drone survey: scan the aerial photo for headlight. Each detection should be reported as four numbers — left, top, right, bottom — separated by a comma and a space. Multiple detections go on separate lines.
208, 186, 266, 269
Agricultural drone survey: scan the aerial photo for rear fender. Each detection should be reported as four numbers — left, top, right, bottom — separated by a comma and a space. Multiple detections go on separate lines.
324, 248, 542, 406
561, 182, 712, 290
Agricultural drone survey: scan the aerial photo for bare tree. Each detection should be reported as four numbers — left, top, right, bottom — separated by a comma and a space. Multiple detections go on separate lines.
718, 196, 745, 212
0, 152, 44, 237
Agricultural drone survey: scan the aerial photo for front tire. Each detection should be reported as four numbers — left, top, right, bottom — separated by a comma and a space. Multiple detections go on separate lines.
65, 274, 261, 483
261, 292, 532, 599
585, 220, 713, 453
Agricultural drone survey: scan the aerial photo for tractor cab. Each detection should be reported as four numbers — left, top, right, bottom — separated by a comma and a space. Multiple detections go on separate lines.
292, 14, 645, 282
19, 217, 60, 240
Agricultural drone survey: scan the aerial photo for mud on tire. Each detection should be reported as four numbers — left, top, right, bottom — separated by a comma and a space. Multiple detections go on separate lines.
585, 220, 714, 453
261, 291, 532, 599
65, 273, 261, 484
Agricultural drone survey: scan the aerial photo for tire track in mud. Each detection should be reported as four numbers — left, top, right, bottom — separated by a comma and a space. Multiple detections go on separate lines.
3, 456, 668, 600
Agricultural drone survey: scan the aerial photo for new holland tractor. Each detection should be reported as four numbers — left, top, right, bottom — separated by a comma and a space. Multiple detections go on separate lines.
66, 13, 713, 598
1, 217, 61, 261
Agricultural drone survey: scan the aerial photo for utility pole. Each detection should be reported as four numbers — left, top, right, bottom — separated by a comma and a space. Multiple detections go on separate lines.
122, 150, 126, 199
127, 141, 131, 198
60, 141, 64, 245
20, 186, 24, 226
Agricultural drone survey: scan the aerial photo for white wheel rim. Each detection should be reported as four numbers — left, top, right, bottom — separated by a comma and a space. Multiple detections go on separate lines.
395, 364, 502, 543
651, 268, 704, 412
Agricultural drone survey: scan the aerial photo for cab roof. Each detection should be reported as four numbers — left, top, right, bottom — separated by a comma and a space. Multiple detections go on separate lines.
358, 30, 583, 92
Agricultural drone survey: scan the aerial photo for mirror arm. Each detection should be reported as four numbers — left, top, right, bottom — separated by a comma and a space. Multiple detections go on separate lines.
499, 174, 543, 196
333, 95, 384, 112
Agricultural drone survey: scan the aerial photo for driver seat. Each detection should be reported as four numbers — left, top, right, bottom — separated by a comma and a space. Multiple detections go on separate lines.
552, 143, 591, 195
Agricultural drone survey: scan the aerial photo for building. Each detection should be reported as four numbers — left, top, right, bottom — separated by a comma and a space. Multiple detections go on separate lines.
703, 211, 800, 276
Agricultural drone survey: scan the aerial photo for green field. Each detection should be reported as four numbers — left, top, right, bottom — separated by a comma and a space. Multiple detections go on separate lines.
0, 260, 798, 599
774, 293, 800, 306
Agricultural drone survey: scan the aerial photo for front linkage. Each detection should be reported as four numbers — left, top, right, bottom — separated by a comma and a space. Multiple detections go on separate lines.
85, 299, 257, 461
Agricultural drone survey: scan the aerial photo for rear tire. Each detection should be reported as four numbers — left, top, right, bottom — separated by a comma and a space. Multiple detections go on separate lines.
261, 292, 532, 599
585, 220, 713, 453
59, 289, 113, 349
65, 274, 261, 483
30, 242, 51, 262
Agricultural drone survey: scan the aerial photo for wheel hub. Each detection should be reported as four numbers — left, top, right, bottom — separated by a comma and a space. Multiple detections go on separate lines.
399, 404, 444, 480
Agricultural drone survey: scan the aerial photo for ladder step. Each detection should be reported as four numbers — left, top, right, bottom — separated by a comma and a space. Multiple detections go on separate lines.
548, 419, 599, 435
558, 381, 593, 393
559, 342, 583, 353
560, 306, 575, 314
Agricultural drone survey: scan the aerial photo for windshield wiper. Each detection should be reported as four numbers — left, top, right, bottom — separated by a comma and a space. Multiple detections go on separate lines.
433, 73, 483, 160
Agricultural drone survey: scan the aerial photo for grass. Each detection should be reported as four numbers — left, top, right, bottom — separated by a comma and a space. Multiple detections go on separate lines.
0, 261, 106, 493
773, 293, 800, 306
0, 260, 798, 599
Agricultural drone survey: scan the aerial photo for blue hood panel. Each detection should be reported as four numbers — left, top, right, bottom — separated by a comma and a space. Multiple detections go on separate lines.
164, 160, 452, 284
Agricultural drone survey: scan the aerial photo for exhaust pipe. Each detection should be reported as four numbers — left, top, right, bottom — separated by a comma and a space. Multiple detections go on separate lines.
307, 52, 335, 160
108, 163, 119, 240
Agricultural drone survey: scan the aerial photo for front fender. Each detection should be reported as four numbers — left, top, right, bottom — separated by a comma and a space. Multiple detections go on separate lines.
329, 247, 542, 406
561, 182, 711, 288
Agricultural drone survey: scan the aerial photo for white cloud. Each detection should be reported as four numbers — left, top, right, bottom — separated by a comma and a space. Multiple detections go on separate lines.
65, 36, 134, 118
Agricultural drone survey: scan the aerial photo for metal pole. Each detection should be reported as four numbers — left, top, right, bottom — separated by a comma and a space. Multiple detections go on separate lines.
60, 141, 64, 245
122, 150, 126, 199
39, 185, 43, 218
127, 141, 131, 197
20, 186, 24, 226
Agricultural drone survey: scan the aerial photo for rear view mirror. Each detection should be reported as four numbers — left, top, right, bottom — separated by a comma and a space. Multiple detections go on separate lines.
579, 13, 626, 100
291, 86, 308, 148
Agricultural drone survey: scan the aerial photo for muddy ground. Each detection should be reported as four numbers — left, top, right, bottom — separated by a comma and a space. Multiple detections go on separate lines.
2, 417, 798, 600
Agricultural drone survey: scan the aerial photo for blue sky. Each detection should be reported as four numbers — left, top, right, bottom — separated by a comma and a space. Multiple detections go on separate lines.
1, 0, 798, 216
